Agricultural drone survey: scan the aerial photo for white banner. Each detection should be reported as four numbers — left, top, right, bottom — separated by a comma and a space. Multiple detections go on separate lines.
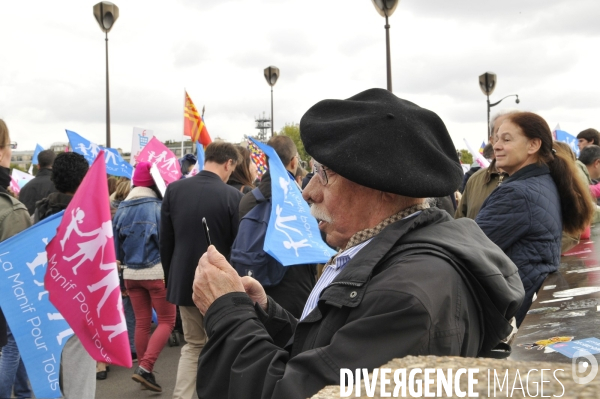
463, 138, 490, 169
130, 127, 154, 165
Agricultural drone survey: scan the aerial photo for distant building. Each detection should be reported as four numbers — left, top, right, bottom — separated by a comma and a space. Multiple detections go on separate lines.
164, 140, 194, 157
49, 142, 71, 153
10, 150, 34, 169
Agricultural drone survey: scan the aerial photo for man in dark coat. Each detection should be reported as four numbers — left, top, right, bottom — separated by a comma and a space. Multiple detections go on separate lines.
301, 157, 314, 189
19, 149, 56, 214
192, 89, 525, 399
237, 135, 315, 319
160, 141, 243, 399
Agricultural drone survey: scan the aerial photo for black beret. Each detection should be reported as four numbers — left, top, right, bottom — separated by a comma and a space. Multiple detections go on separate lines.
300, 88, 463, 197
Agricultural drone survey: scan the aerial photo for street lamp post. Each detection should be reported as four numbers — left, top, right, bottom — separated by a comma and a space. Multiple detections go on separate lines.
478, 72, 520, 140
264, 66, 279, 139
371, 0, 400, 92
93, 2, 119, 148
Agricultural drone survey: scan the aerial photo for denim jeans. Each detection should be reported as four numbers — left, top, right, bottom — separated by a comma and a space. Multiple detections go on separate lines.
0, 325, 32, 398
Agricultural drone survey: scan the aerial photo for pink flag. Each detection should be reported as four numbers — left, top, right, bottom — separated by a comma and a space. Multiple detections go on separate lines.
9, 176, 20, 195
45, 151, 132, 368
135, 137, 182, 184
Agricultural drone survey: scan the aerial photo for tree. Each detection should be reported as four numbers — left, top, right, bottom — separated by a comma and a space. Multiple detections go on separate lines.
458, 149, 473, 165
278, 123, 309, 162
10, 163, 26, 172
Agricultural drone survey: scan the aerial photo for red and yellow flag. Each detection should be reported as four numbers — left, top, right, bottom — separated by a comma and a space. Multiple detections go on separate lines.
184, 91, 212, 148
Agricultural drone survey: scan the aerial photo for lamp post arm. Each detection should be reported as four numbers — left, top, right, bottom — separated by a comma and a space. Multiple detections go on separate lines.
105, 31, 111, 148
490, 94, 519, 108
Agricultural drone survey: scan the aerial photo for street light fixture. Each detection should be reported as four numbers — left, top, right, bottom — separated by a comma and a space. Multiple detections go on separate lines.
93, 2, 119, 148
478, 72, 520, 140
371, 0, 400, 92
264, 66, 279, 139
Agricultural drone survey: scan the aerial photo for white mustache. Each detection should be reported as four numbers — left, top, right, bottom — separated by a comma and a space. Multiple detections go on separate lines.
310, 205, 333, 223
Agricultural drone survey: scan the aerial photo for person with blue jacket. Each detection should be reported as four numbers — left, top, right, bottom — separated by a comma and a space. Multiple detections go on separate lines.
113, 162, 176, 392
476, 112, 595, 326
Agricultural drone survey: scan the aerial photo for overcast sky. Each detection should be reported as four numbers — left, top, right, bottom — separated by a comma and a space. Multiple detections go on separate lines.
1, 0, 599, 154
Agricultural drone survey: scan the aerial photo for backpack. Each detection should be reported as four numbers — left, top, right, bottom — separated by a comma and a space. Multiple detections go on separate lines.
230, 187, 287, 286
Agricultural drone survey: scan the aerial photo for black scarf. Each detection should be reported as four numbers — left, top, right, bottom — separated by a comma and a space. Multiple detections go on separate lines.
0, 167, 11, 190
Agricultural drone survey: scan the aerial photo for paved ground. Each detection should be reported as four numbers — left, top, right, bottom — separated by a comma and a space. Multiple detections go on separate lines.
95, 333, 198, 399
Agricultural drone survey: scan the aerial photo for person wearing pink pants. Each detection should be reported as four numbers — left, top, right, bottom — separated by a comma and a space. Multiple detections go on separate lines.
113, 162, 176, 392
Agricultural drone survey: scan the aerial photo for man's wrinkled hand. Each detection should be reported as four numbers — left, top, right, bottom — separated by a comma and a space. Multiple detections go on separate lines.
241, 276, 268, 311
193, 245, 245, 315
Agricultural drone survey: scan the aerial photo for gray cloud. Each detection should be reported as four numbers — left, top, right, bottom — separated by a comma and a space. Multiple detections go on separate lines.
172, 41, 210, 68
403, 0, 560, 20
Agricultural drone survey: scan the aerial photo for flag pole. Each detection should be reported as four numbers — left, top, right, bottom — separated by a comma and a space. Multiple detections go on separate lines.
182, 88, 185, 158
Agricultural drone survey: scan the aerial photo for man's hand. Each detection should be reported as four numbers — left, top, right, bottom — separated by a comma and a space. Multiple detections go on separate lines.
241, 276, 268, 311
193, 246, 245, 315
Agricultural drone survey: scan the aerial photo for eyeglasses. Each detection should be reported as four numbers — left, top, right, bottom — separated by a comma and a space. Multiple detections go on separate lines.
313, 161, 329, 185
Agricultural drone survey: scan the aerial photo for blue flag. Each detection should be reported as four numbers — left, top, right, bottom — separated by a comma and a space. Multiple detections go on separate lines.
0, 212, 71, 398
555, 129, 579, 158
66, 130, 133, 178
32, 144, 44, 165
197, 145, 205, 172
250, 138, 336, 266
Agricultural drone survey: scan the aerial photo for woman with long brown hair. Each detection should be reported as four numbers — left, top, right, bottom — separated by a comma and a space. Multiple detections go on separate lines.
227, 146, 257, 194
476, 111, 595, 325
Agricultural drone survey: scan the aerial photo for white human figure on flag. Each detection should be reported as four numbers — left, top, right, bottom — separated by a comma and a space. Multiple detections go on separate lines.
31, 280, 49, 300
274, 205, 301, 235
279, 177, 294, 206
60, 208, 85, 250
46, 313, 74, 345
146, 150, 157, 163
63, 220, 114, 275
101, 302, 127, 341
274, 205, 311, 256
105, 151, 118, 166
283, 238, 311, 256
56, 329, 74, 345
279, 177, 290, 197
76, 143, 89, 156
87, 142, 101, 158
162, 157, 177, 171
27, 238, 49, 274
87, 262, 119, 317
154, 151, 168, 164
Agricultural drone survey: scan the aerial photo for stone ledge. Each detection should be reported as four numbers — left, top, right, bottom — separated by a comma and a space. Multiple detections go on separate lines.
311, 355, 599, 398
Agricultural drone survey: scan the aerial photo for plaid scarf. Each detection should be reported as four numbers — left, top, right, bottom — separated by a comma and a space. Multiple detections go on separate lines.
343, 202, 430, 251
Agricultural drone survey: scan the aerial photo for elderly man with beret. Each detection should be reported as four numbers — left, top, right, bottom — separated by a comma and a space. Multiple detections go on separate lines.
192, 89, 525, 399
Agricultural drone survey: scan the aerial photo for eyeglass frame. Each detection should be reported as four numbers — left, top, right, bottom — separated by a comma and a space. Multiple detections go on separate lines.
313, 161, 330, 185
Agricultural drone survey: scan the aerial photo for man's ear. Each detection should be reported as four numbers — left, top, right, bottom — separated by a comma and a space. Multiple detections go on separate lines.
288, 156, 298, 173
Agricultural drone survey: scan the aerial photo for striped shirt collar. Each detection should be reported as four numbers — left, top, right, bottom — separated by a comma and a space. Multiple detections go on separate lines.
299, 208, 426, 321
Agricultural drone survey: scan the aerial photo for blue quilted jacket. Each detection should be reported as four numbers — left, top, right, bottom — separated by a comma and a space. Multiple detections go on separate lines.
476, 163, 561, 324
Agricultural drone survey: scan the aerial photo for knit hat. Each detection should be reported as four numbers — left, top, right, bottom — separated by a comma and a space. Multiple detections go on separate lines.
133, 162, 154, 187
299, 88, 463, 197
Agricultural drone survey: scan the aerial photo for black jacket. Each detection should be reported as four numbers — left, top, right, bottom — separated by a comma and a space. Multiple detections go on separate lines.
33, 192, 73, 223
226, 178, 252, 195
19, 168, 56, 215
301, 172, 314, 190
161, 170, 243, 306
238, 171, 316, 318
197, 208, 524, 399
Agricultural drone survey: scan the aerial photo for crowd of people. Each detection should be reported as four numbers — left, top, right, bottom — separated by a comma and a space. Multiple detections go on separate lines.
0, 87, 598, 398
